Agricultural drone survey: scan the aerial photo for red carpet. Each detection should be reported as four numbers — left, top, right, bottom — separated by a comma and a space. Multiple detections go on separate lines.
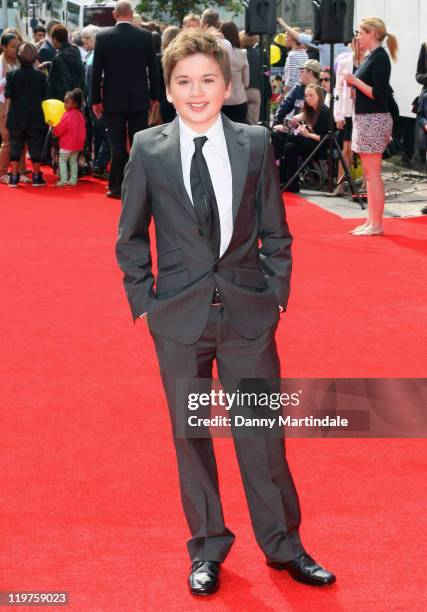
1, 171, 426, 611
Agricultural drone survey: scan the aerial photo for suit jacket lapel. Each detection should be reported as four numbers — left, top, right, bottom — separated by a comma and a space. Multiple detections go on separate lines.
158, 118, 197, 221
221, 113, 250, 225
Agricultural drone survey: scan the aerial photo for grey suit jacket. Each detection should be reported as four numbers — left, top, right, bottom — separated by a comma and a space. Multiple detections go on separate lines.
116, 114, 293, 344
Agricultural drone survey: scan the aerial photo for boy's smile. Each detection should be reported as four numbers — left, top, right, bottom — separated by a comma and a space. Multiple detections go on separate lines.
166, 53, 231, 133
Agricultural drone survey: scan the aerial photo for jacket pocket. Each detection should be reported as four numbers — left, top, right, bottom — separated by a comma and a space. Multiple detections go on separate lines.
233, 267, 267, 289
156, 267, 190, 296
157, 247, 184, 272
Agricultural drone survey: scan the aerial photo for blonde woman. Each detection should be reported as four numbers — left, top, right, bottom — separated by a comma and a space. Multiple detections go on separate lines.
343, 17, 398, 236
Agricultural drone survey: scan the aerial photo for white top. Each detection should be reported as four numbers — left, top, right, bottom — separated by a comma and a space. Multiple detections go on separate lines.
179, 114, 233, 258
334, 51, 354, 121
223, 47, 249, 106
0, 58, 18, 104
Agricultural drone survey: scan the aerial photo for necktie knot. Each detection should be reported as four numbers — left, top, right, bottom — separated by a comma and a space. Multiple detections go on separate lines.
193, 136, 208, 152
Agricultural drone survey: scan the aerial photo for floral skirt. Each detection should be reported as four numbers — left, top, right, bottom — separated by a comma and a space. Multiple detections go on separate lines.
352, 112, 393, 154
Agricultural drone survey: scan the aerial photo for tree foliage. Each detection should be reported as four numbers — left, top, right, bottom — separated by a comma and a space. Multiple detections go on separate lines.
135, 0, 244, 25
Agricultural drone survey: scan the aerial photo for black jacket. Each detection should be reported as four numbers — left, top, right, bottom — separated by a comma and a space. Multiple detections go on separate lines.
274, 85, 305, 124
354, 46, 391, 114
47, 42, 85, 101
91, 22, 159, 112
416, 91, 427, 149
5, 65, 47, 130
416, 43, 427, 91
38, 39, 56, 63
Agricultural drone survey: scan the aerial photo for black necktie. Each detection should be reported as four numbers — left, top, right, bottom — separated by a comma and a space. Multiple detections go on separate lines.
190, 136, 221, 259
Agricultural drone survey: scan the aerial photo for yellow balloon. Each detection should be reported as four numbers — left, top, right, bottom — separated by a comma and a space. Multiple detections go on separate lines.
274, 33, 287, 47
42, 99, 66, 126
270, 44, 281, 65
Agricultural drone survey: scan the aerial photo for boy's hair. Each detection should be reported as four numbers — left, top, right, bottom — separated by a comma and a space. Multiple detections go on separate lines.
162, 29, 231, 88
17, 42, 38, 65
65, 88, 83, 110
33, 25, 47, 35
51, 24, 69, 45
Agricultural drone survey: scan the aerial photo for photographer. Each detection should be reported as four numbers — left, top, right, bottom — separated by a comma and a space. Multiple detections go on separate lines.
282, 84, 331, 192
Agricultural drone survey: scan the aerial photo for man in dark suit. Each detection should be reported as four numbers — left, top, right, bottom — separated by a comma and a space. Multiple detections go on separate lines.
116, 30, 335, 595
38, 19, 60, 65
91, 0, 159, 199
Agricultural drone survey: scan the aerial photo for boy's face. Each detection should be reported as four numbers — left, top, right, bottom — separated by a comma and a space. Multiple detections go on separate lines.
166, 53, 231, 133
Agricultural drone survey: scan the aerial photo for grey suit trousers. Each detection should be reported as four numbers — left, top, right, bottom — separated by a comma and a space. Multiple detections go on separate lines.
150, 305, 305, 563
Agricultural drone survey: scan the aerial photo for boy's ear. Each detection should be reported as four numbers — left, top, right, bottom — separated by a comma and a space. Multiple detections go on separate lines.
223, 81, 232, 101
166, 87, 173, 104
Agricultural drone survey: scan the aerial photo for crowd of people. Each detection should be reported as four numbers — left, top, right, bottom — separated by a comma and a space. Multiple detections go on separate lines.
0, 2, 426, 227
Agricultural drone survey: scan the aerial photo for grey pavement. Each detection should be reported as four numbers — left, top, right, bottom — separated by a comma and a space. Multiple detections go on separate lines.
297, 157, 427, 220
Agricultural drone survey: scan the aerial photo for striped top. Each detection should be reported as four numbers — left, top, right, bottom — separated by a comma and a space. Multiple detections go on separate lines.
283, 48, 308, 90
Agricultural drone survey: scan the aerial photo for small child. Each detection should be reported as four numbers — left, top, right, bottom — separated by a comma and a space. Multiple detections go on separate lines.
5, 42, 48, 187
53, 88, 86, 186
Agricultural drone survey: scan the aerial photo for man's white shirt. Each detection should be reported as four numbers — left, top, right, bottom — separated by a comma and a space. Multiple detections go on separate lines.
139, 115, 282, 318
179, 114, 233, 258
139, 115, 233, 318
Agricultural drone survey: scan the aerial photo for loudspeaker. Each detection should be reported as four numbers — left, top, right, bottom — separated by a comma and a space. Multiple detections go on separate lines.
245, 0, 277, 35
312, 0, 354, 44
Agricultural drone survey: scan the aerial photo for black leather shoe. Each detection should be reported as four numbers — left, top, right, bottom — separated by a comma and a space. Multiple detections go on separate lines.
267, 553, 336, 586
106, 190, 121, 200
188, 560, 220, 595
421, 206, 427, 214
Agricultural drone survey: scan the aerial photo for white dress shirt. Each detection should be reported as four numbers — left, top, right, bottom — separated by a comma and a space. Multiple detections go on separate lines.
179, 114, 233, 258
139, 115, 233, 318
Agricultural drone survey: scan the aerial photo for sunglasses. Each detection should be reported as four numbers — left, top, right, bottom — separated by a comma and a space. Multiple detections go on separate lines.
320, 78, 330, 82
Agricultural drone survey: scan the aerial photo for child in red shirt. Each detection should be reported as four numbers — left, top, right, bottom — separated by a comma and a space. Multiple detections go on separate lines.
53, 88, 86, 186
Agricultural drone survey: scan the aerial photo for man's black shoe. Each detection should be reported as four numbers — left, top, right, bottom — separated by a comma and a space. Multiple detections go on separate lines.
188, 560, 220, 595
421, 206, 427, 214
93, 168, 109, 180
106, 190, 121, 200
267, 553, 336, 586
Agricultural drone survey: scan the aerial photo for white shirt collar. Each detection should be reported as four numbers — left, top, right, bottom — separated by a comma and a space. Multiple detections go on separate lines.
178, 114, 226, 156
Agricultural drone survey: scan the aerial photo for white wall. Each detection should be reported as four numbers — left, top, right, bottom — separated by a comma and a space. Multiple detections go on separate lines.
355, 0, 426, 116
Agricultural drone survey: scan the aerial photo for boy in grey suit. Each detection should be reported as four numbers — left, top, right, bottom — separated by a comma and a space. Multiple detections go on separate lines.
116, 30, 335, 595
